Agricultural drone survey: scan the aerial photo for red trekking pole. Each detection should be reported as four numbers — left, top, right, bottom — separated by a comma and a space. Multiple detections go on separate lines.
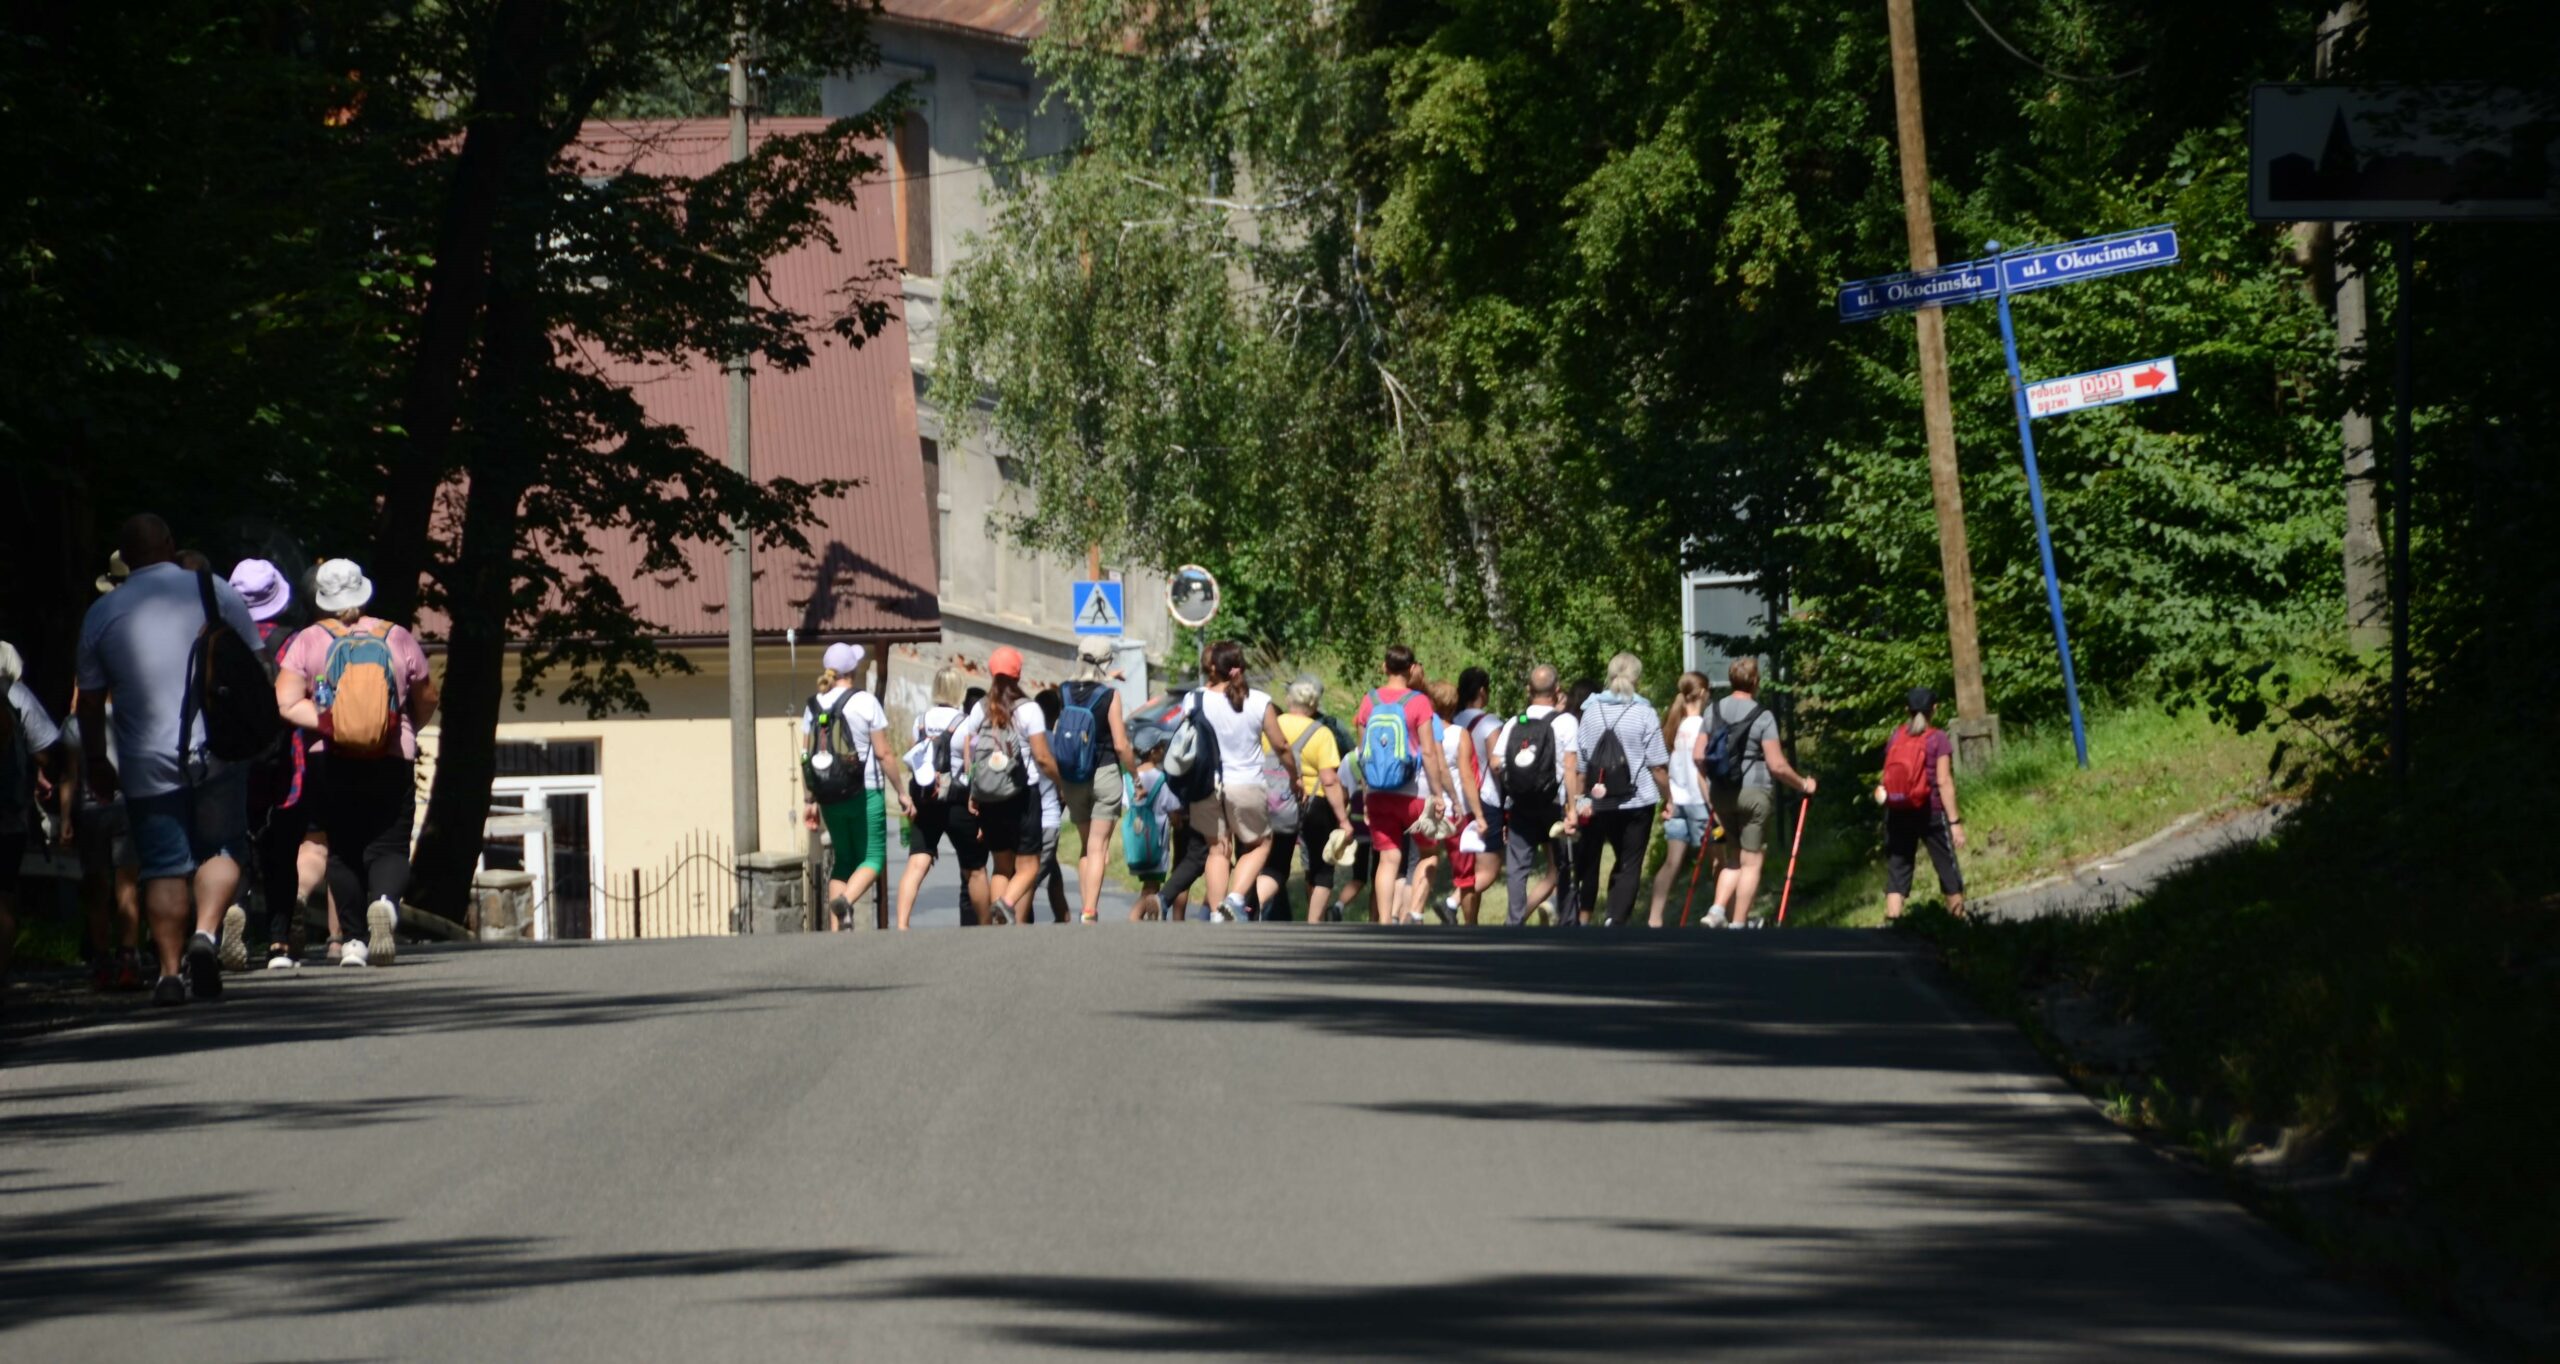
1774, 796, 1810, 927
1677, 842, 1710, 927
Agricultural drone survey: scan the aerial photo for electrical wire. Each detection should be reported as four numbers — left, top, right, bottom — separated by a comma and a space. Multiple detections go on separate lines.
1959, 0, 2151, 84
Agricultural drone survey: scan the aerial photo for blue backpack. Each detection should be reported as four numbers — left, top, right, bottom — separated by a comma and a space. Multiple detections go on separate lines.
1121, 769, 1169, 872
1050, 681, 1107, 784
1701, 701, 1769, 788
1359, 688, 1419, 791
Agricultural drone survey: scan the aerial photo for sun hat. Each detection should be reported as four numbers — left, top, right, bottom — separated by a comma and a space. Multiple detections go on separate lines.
227, 558, 290, 622
312, 558, 375, 614
988, 646, 1025, 679
0, 640, 22, 687
823, 642, 865, 675
1075, 635, 1115, 664
94, 551, 130, 595
1905, 686, 1937, 714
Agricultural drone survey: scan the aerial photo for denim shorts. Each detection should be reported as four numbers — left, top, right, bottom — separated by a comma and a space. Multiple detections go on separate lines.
1663, 801, 1713, 847
127, 765, 250, 881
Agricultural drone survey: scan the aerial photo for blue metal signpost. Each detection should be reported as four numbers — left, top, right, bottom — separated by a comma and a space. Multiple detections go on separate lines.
1987, 240, 2093, 768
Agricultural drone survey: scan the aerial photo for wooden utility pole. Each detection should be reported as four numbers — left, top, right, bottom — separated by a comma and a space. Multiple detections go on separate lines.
724, 23, 762, 864
1885, 0, 1996, 766
2316, 2, 2389, 653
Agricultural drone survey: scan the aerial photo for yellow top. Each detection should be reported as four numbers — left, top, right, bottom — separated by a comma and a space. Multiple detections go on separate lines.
1273, 713, 1341, 798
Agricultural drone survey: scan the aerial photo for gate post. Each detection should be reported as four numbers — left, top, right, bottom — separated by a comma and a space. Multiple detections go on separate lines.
739, 850, 810, 934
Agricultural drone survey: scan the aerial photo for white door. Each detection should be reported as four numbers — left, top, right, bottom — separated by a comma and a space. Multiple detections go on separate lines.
491, 777, 605, 939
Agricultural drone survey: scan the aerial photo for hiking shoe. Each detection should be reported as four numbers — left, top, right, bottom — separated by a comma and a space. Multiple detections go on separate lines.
152, 975, 188, 1007
365, 899, 397, 966
184, 933, 223, 1001
340, 938, 370, 968
1705, 906, 1729, 930
218, 905, 249, 972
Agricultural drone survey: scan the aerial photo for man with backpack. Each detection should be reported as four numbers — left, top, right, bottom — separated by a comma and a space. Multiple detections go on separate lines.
275, 558, 437, 968
1875, 686, 1965, 921
1497, 664, 1582, 927
74, 515, 267, 1004
1054, 637, 1139, 925
1351, 645, 1460, 925
1701, 656, 1817, 929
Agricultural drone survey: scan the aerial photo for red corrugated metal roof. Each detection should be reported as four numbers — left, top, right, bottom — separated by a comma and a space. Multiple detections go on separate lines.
568, 119, 938, 644
878, 0, 1047, 41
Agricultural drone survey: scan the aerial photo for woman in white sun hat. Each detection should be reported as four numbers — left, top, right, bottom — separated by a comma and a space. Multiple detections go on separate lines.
274, 559, 437, 967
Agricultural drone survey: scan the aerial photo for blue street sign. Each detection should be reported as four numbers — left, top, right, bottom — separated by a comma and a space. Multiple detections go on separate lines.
1836, 258, 1999, 322
1998, 226, 2179, 296
1071, 580, 1125, 636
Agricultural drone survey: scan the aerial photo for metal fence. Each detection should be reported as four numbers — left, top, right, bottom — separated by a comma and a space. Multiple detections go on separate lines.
596, 831, 740, 939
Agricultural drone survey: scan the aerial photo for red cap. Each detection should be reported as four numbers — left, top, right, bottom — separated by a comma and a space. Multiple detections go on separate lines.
988, 646, 1024, 679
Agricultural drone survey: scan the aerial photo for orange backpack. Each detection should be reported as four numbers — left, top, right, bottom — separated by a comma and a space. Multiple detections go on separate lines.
316, 620, 401, 757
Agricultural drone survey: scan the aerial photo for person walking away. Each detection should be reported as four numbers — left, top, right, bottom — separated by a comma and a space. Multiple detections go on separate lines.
1050, 638, 1139, 925
1496, 665, 1584, 926
1263, 678, 1351, 923
1414, 678, 1489, 925
1027, 688, 1075, 922
952, 648, 1059, 925
1877, 686, 1964, 921
1575, 653, 1672, 928
1, 641, 69, 997
1120, 734, 1175, 920
1352, 645, 1458, 925
225, 558, 327, 969
1315, 701, 1371, 922
1647, 671, 1712, 928
1450, 667, 1505, 925
895, 665, 980, 929
76, 515, 264, 1003
61, 694, 144, 990
275, 557, 436, 968
799, 643, 910, 930
1183, 640, 1293, 922
1561, 678, 1601, 923
1701, 657, 1817, 928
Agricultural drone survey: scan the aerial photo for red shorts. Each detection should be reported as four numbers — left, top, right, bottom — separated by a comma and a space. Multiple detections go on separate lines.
1448, 848, 1478, 883
1364, 793, 1425, 853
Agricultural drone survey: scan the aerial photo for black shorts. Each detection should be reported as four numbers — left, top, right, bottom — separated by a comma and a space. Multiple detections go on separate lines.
911, 793, 988, 872
1884, 809, 1965, 897
974, 795, 1042, 858
1297, 795, 1339, 891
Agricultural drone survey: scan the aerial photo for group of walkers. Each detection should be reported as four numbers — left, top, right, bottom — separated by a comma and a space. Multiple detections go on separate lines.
1, 514, 431, 1008
800, 636, 1969, 929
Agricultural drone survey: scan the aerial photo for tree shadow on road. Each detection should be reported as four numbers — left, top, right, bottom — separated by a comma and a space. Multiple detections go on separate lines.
0, 1189, 892, 1332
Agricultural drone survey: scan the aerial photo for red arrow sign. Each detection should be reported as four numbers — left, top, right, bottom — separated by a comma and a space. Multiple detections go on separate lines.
2132, 365, 2169, 391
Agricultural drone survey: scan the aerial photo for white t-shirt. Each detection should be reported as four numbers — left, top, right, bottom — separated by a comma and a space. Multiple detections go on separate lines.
1667, 713, 1705, 806
75, 561, 261, 798
951, 696, 1058, 820
801, 684, 891, 790
1189, 686, 1272, 787
904, 703, 964, 788
1487, 703, 1580, 809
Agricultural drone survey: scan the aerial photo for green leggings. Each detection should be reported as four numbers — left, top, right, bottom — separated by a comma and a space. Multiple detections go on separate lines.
820, 787, 888, 880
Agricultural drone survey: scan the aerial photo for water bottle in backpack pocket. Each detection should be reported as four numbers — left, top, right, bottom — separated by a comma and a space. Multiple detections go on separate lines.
802, 692, 866, 805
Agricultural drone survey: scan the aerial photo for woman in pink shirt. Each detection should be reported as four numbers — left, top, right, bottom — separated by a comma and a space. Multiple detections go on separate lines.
274, 559, 438, 967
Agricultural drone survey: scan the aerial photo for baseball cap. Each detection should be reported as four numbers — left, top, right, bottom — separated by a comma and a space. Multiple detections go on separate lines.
823, 641, 865, 674
1075, 635, 1115, 664
988, 646, 1024, 679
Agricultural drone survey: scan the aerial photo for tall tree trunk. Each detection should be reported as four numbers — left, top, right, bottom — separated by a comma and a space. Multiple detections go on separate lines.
368, 0, 551, 625
405, 250, 544, 921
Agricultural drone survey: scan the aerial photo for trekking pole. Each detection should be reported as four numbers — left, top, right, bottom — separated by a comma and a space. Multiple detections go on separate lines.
1773, 796, 1810, 927
1677, 840, 1710, 927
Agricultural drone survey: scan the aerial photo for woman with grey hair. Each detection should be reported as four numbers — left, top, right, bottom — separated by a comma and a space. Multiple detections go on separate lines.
1574, 652, 1673, 928
1256, 676, 1352, 922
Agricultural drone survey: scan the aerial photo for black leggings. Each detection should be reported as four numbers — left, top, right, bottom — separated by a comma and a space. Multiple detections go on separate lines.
251, 799, 310, 946
315, 752, 415, 920
1574, 805, 1655, 926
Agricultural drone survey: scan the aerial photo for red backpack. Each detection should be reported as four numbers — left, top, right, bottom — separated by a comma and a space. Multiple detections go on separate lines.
1881, 726, 1935, 810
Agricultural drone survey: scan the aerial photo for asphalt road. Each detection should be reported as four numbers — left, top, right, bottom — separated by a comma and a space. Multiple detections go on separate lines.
0, 927, 2467, 1362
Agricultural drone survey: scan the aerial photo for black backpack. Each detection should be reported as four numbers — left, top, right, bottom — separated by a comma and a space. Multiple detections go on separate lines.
1584, 709, 1635, 812
1700, 700, 1769, 788
1165, 700, 1221, 806
802, 691, 867, 804
186, 569, 288, 765
1499, 712, 1562, 808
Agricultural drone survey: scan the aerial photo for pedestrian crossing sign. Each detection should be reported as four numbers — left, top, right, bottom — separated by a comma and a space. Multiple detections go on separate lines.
1071, 580, 1125, 636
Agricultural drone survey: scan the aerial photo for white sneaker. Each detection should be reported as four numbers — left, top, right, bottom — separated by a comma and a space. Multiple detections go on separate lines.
218, 905, 249, 972
340, 938, 370, 967
365, 898, 397, 967
264, 952, 299, 971
1705, 906, 1729, 930
1209, 897, 1241, 923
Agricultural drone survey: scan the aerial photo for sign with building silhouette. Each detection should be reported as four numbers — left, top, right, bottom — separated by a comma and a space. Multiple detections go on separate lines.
2252, 84, 2560, 222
